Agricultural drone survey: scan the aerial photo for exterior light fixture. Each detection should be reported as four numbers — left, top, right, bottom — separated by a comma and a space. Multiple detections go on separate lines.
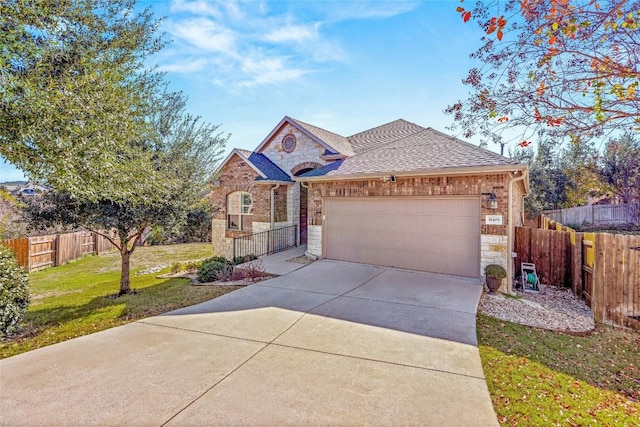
482, 192, 498, 210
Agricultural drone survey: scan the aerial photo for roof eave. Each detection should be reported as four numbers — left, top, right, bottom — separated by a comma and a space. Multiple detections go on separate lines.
321, 154, 348, 161
294, 164, 528, 182
254, 179, 295, 185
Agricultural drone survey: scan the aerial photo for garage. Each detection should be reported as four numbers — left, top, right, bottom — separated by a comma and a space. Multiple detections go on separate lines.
324, 197, 481, 278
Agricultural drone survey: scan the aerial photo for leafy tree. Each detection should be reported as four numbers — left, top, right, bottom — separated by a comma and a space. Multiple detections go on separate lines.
0, 0, 164, 202
0, 189, 28, 239
510, 142, 568, 214
448, 0, 640, 148
600, 133, 640, 205
558, 140, 605, 207
147, 198, 214, 245
0, 245, 30, 337
25, 92, 228, 295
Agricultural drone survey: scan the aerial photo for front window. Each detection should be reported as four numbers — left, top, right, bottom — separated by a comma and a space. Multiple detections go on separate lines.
227, 191, 253, 230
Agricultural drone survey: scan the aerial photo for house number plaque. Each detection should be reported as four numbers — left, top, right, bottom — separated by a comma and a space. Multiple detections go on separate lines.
485, 215, 503, 225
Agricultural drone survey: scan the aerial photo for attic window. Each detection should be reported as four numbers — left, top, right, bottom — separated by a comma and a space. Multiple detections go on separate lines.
282, 134, 296, 152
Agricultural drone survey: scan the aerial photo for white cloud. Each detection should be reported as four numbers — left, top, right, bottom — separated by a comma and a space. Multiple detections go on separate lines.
159, 0, 411, 91
263, 23, 320, 43
322, 1, 419, 21
238, 56, 310, 87
168, 18, 236, 54
157, 58, 209, 74
170, 0, 223, 18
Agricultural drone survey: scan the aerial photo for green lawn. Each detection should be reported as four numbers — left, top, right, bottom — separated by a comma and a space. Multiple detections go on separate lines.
6, 247, 640, 426
477, 314, 640, 426
1, 243, 240, 359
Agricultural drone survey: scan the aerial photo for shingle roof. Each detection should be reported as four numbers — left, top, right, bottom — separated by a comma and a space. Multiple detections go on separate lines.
298, 160, 344, 177
290, 118, 355, 156
347, 119, 426, 154
247, 152, 292, 182
306, 127, 519, 178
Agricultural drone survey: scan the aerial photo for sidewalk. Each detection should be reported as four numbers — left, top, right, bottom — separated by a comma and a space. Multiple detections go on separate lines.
237, 244, 308, 275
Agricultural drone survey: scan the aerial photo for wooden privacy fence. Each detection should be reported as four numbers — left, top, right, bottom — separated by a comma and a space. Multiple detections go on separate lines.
1, 231, 116, 272
514, 227, 573, 289
515, 217, 640, 330
593, 233, 640, 329
544, 203, 639, 226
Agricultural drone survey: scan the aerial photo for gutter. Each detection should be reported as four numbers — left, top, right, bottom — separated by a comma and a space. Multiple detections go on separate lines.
507, 168, 529, 295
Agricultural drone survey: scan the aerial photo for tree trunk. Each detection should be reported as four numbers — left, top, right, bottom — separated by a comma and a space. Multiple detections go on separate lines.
120, 248, 131, 295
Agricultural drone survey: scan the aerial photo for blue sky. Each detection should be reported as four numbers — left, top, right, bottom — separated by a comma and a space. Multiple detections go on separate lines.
1, 0, 489, 182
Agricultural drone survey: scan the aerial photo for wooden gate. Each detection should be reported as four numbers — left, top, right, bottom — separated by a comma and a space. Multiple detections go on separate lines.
581, 233, 595, 307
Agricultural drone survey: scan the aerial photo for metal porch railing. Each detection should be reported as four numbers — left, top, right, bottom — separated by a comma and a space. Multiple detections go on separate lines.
232, 225, 298, 260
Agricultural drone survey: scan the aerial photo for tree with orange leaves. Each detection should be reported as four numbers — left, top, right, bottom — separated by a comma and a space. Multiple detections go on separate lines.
446, 0, 640, 150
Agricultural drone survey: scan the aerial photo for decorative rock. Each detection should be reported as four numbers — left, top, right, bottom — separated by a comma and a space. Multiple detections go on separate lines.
479, 284, 595, 333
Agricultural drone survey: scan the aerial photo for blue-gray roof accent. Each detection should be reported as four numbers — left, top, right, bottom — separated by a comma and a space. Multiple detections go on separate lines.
248, 152, 292, 182
298, 160, 344, 177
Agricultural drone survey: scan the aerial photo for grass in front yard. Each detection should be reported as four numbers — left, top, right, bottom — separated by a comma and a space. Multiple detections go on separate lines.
1, 243, 240, 359
477, 314, 640, 426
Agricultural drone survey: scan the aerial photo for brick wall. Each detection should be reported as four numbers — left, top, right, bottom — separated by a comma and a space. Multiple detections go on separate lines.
274, 185, 288, 222
210, 154, 273, 227
307, 173, 513, 235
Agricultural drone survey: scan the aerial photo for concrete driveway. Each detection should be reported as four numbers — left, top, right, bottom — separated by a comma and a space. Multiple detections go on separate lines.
0, 260, 498, 426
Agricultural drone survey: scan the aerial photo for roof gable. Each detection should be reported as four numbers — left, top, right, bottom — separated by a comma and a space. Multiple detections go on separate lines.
254, 116, 355, 157
290, 118, 355, 156
212, 148, 292, 183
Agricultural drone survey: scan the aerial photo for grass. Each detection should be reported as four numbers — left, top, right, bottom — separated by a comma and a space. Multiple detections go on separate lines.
1, 243, 241, 359
477, 314, 640, 426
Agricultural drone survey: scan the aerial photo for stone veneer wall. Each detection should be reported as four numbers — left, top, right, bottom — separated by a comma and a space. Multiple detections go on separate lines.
481, 234, 508, 292
512, 179, 526, 228
307, 225, 322, 257
259, 123, 330, 175
305, 173, 521, 277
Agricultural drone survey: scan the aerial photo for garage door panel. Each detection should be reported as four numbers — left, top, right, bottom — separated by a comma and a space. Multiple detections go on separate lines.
325, 198, 480, 278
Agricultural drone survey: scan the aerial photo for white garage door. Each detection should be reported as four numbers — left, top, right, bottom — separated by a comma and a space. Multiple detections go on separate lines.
324, 197, 480, 278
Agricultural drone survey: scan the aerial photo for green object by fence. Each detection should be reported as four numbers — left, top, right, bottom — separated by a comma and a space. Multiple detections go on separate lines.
526, 273, 537, 284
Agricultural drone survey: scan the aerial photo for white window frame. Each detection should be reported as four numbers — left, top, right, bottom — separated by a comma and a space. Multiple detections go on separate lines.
227, 191, 253, 230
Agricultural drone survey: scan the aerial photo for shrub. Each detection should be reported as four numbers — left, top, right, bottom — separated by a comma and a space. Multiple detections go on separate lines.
197, 257, 230, 283
214, 264, 235, 282
233, 254, 258, 265
217, 260, 267, 283
484, 264, 507, 279
0, 246, 30, 337
170, 262, 183, 274
185, 261, 199, 273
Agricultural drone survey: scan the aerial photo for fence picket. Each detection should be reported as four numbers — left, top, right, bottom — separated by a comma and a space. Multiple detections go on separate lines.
516, 221, 639, 330
1, 230, 116, 272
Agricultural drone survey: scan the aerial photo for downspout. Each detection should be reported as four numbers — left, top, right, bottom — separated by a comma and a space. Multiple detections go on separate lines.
270, 183, 281, 230
507, 170, 528, 295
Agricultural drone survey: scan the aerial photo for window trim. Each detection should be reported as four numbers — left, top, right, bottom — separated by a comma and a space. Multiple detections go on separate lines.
227, 191, 253, 230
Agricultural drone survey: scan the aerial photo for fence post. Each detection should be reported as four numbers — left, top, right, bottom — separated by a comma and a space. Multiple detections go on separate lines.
54, 234, 61, 267
571, 232, 583, 297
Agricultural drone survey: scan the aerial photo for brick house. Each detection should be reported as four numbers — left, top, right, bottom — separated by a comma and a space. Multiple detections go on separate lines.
211, 116, 529, 293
